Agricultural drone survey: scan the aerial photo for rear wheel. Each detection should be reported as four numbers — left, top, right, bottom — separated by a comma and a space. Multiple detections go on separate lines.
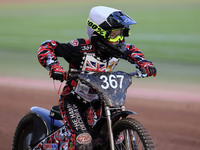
113, 118, 155, 150
12, 113, 34, 150
12, 113, 47, 150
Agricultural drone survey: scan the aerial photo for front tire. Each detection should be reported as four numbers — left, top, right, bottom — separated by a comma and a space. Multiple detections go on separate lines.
113, 118, 155, 150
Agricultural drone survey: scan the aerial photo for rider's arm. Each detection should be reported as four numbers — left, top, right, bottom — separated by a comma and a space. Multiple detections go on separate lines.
37, 40, 74, 81
38, 40, 60, 70
123, 44, 157, 77
124, 44, 145, 64
37, 39, 86, 81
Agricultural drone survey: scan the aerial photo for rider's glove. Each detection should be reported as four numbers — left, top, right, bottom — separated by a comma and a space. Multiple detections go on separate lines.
137, 61, 157, 77
49, 64, 66, 82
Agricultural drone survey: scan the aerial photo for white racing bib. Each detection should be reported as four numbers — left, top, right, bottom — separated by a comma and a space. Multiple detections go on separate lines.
75, 54, 119, 102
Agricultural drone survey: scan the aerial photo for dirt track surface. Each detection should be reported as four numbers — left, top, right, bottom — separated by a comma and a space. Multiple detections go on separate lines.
0, 83, 200, 150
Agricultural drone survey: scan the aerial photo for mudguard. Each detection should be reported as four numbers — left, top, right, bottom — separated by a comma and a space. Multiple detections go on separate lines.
28, 107, 63, 148
111, 110, 137, 124
30, 106, 64, 134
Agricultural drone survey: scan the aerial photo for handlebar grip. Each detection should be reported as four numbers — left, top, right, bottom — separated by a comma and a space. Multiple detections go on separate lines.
129, 70, 147, 78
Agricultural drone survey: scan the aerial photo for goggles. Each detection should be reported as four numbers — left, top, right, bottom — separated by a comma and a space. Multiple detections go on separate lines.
87, 19, 130, 43
106, 28, 124, 43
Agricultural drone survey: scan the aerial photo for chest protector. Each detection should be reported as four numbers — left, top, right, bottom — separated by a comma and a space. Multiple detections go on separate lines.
75, 53, 119, 102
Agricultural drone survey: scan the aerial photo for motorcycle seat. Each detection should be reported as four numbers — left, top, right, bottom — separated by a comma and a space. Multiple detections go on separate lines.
49, 105, 63, 120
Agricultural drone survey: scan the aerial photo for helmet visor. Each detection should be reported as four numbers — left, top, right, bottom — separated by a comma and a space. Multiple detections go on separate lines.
111, 11, 136, 27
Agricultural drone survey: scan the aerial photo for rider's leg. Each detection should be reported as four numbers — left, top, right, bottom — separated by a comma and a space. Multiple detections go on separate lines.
85, 100, 102, 130
59, 91, 93, 150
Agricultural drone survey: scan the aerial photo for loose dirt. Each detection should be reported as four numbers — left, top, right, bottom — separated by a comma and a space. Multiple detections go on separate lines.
0, 83, 200, 150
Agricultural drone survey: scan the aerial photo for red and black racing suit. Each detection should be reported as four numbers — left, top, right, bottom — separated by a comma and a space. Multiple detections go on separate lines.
37, 38, 148, 149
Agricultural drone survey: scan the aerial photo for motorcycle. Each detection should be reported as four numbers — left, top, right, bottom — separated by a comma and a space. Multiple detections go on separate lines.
12, 70, 155, 150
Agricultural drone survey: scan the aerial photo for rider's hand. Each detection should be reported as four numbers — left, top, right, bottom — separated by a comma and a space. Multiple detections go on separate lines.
49, 64, 67, 82
137, 61, 157, 77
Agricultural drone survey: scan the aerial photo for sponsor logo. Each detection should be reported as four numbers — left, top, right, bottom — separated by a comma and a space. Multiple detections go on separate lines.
116, 133, 124, 144
76, 133, 92, 144
67, 104, 87, 131
43, 143, 57, 149
70, 39, 79, 46
87, 19, 105, 36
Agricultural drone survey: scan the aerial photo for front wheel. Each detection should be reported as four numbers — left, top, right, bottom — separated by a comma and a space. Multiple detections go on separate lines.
113, 118, 155, 150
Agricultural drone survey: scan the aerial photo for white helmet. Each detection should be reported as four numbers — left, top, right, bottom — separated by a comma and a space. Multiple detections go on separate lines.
87, 6, 136, 58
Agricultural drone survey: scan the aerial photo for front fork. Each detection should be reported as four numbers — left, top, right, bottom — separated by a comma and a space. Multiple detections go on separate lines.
105, 106, 130, 150
105, 105, 115, 150
105, 105, 127, 150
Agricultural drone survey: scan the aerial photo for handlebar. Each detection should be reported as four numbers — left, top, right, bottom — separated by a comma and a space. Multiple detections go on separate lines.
68, 69, 147, 78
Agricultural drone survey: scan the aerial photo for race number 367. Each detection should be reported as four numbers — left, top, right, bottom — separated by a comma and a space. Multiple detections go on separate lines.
100, 75, 124, 89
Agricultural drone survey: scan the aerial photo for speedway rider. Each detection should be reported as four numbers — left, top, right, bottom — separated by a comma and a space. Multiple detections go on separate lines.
37, 6, 157, 150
